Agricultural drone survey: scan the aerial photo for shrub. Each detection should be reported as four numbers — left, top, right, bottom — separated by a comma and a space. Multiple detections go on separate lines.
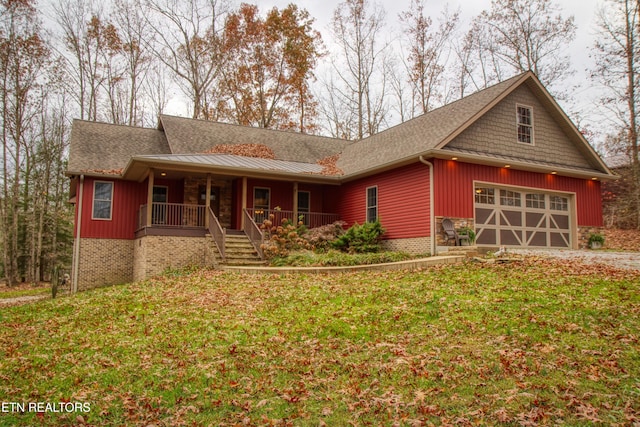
332, 220, 386, 253
260, 215, 310, 259
303, 221, 347, 252
270, 250, 412, 267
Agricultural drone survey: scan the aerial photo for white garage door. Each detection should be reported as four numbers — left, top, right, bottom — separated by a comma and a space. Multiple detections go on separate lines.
474, 185, 572, 248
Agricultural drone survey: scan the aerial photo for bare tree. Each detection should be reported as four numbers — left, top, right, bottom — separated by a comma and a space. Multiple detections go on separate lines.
144, 0, 228, 119
0, 0, 50, 285
460, 0, 576, 96
54, 0, 106, 121
328, 0, 390, 139
399, 0, 459, 117
591, 0, 640, 228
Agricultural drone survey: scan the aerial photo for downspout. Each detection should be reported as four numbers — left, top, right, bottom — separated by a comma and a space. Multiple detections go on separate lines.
419, 156, 436, 256
72, 174, 84, 294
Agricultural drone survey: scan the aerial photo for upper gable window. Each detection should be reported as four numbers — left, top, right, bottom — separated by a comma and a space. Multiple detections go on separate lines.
516, 105, 534, 144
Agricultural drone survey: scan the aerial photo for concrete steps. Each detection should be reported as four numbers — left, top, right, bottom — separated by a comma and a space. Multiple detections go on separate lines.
222, 233, 266, 266
437, 245, 479, 258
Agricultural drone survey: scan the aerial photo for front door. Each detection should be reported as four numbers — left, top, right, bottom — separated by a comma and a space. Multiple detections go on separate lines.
199, 185, 220, 217
152, 186, 168, 225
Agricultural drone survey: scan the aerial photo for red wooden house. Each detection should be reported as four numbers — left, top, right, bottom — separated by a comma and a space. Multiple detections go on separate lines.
67, 72, 614, 291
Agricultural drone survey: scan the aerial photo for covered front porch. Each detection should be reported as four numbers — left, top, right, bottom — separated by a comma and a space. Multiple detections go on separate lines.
134, 169, 341, 262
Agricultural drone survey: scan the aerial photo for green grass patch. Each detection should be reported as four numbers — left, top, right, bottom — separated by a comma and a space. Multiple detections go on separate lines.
0, 286, 50, 299
270, 249, 416, 266
1, 258, 639, 425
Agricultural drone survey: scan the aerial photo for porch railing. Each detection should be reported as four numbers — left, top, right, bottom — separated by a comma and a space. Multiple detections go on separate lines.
137, 203, 206, 230
246, 208, 341, 229
242, 208, 264, 260
207, 207, 225, 261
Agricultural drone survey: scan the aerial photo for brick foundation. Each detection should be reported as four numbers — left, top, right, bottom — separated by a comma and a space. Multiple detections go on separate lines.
72, 238, 134, 291
133, 235, 208, 281
381, 237, 432, 255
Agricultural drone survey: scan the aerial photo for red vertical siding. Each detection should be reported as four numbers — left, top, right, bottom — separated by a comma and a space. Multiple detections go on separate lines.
338, 162, 431, 239
433, 159, 603, 226
79, 177, 147, 239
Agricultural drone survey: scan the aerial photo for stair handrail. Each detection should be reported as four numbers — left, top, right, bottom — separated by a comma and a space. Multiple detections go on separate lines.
242, 208, 265, 260
207, 207, 225, 261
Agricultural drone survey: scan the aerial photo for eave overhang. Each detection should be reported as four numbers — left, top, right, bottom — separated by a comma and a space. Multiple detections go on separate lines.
121, 154, 343, 185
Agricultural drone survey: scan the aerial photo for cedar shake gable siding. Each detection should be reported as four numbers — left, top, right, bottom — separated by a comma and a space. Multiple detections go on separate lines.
446, 85, 597, 171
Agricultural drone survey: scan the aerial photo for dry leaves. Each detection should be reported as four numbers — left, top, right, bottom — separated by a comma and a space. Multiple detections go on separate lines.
203, 143, 276, 159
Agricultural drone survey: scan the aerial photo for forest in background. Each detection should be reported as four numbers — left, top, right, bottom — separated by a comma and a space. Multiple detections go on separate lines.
1, 0, 639, 286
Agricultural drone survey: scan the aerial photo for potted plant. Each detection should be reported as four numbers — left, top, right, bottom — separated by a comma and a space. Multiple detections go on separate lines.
458, 226, 476, 245
588, 233, 605, 249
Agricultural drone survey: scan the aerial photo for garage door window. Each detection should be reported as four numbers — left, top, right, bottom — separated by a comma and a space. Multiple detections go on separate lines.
550, 196, 568, 211
475, 187, 495, 204
526, 193, 545, 209
500, 190, 521, 207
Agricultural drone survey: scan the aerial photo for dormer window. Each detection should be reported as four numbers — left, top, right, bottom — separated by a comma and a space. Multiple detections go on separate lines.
517, 105, 533, 144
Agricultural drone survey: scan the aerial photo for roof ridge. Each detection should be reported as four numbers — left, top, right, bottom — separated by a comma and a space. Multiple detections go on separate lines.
159, 114, 350, 143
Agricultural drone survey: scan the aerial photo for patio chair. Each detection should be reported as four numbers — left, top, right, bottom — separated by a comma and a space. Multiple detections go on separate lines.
442, 218, 470, 246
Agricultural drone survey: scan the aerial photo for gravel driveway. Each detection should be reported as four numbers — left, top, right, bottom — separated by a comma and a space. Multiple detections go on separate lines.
510, 249, 640, 271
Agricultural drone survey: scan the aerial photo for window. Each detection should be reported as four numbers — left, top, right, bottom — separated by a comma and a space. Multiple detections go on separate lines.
253, 188, 270, 223
297, 191, 310, 226
366, 186, 378, 223
500, 189, 521, 207
526, 193, 545, 209
475, 187, 495, 205
550, 196, 568, 211
517, 105, 533, 144
92, 181, 113, 220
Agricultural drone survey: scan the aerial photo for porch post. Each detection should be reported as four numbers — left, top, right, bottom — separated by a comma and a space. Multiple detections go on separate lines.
293, 182, 299, 224
241, 176, 248, 229
146, 169, 154, 227
205, 173, 212, 228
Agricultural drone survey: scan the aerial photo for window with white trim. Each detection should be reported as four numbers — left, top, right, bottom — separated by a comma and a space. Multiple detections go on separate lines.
366, 186, 378, 223
92, 181, 114, 220
517, 105, 533, 144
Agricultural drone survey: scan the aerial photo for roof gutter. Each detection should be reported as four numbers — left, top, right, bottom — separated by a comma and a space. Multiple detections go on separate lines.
419, 156, 437, 256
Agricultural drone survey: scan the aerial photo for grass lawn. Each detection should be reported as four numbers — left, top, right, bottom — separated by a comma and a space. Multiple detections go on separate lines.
1, 258, 639, 426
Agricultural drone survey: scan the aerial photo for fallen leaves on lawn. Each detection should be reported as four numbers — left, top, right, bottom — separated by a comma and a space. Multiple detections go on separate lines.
1, 258, 639, 425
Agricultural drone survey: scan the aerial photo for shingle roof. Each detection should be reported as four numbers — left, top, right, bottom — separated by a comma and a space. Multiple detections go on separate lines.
336, 74, 524, 175
68, 120, 170, 174
159, 115, 349, 164
67, 72, 614, 181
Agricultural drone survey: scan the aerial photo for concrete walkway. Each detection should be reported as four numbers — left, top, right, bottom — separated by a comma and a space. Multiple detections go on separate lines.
221, 254, 466, 274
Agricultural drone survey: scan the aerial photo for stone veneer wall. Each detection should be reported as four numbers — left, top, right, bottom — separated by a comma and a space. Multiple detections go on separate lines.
183, 177, 233, 228
577, 226, 604, 249
73, 238, 134, 291
435, 217, 475, 246
133, 235, 208, 281
381, 237, 432, 255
